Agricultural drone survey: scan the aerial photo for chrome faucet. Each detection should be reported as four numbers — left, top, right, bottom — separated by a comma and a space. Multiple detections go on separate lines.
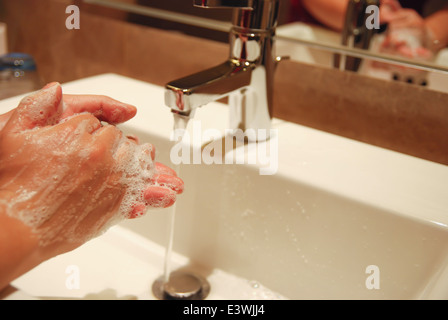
334, 0, 380, 71
165, 0, 282, 141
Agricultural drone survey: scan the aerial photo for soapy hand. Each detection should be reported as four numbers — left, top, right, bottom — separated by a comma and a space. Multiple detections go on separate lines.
0, 83, 183, 249
379, 0, 433, 60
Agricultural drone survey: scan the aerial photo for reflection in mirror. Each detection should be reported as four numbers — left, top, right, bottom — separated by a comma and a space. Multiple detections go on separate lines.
334, 0, 381, 72
287, 1, 448, 56
84, 0, 448, 92
278, 0, 448, 92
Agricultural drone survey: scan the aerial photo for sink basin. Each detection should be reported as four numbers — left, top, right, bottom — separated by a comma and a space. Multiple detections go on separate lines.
2, 74, 448, 300
6, 225, 283, 300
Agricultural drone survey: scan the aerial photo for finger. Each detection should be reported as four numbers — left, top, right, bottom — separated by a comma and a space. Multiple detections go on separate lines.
152, 174, 184, 194
90, 124, 123, 161
128, 202, 147, 219
62, 94, 137, 125
381, 0, 402, 11
388, 10, 423, 28
397, 46, 415, 58
388, 39, 407, 49
26, 113, 102, 154
155, 162, 177, 176
4, 82, 63, 132
126, 134, 139, 144
49, 113, 102, 137
380, 0, 402, 22
143, 186, 177, 208
141, 143, 156, 161
415, 47, 432, 59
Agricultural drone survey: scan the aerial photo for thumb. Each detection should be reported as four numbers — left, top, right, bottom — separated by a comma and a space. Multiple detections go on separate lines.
380, 0, 402, 23
4, 82, 63, 132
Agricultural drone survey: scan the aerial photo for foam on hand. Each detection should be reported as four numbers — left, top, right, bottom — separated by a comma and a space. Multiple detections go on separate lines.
0, 85, 174, 247
113, 137, 156, 220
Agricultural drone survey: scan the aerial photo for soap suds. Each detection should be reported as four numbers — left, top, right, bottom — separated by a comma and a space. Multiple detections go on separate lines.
2, 118, 163, 246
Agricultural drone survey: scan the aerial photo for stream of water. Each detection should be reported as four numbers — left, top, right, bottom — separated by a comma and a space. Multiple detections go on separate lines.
162, 113, 190, 284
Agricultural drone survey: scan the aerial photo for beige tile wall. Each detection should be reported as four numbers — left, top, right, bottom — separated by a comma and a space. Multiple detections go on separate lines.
1, 0, 447, 165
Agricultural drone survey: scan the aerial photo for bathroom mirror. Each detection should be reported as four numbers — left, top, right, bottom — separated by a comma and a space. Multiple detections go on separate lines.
83, 0, 448, 93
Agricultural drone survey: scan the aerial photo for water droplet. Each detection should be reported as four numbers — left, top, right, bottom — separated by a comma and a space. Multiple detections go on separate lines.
296, 201, 306, 214
249, 280, 260, 289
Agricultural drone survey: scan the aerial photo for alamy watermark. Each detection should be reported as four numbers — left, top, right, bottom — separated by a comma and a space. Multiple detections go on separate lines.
66, 5, 80, 30
365, 265, 380, 290
64, 4, 379, 31
170, 120, 279, 176
65, 264, 80, 290
366, 5, 380, 30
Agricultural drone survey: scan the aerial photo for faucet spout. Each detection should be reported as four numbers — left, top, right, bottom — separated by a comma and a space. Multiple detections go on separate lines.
165, 59, 254, 115
334, 0, 380, 71
164, 0, 281, 142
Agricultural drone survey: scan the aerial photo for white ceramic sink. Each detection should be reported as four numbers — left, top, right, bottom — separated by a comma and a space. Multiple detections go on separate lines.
2, 74, 448, 300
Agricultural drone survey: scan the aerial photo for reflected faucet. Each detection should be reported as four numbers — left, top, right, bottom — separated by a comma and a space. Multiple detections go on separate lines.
334, 0, 380, 72
165, 0, 282, 141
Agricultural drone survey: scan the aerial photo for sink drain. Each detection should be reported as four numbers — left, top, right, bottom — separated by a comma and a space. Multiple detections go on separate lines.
152, 271, 210, 300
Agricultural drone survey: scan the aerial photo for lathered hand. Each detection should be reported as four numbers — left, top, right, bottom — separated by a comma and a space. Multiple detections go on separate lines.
0, 82, 184, 291
0, 82, 183, 266
380, 1, 434, 59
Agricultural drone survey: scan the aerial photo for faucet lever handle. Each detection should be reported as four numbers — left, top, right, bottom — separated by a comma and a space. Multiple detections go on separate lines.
193, 0, 254, 9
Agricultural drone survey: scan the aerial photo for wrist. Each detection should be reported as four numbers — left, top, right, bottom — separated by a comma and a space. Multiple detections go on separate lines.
0, 210, 41, 291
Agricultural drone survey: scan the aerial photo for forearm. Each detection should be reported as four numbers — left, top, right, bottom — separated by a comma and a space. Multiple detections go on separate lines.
425, 7, 448, 51
0, 205, 41, 291
302, 0, 349, 31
